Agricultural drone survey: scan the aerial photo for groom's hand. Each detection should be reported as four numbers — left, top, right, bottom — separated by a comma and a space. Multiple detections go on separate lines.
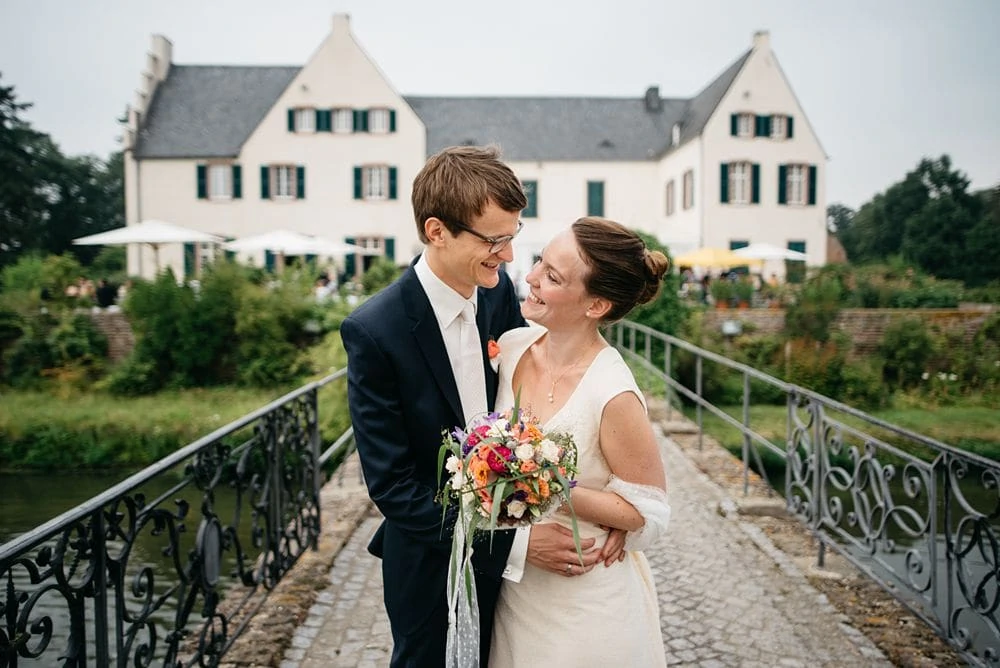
526, 524, 600, 577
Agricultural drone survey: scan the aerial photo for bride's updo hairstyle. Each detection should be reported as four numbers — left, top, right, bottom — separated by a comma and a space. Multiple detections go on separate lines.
571, 217, 670, 322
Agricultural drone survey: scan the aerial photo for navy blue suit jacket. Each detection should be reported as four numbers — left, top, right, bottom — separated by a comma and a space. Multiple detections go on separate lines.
341, 261, 526, 647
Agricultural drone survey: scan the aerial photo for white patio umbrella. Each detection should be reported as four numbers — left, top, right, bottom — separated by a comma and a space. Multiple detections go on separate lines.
73, 220, 224, 272
223, 230, 377, 272
732, 243, 808, 262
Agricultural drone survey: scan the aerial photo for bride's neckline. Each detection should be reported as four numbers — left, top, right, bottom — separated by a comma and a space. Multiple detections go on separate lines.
518, 327, 609, 426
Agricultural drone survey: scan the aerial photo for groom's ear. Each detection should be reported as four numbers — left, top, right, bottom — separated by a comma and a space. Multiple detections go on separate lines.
425, 217, 448, 246
585, 297, 612, 320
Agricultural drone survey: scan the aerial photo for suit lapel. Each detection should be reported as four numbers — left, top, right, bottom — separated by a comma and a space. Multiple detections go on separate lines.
401, 270, 465, 425
476, 287, 500, 411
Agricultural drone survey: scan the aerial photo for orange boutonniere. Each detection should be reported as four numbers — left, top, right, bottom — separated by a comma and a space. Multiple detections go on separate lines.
487, 337, 501, 372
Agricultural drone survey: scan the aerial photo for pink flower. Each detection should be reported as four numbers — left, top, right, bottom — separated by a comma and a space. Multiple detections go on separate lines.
485, 445, 512, 474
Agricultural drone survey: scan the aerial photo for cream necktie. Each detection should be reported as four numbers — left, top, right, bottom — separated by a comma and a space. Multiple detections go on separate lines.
458, 300, 487, 426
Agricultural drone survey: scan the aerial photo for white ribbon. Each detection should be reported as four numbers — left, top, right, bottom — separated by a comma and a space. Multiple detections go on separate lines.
445, 505, 480, 667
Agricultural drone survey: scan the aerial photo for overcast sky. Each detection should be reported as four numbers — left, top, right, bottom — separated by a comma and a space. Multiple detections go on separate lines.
2, 0, 997, 208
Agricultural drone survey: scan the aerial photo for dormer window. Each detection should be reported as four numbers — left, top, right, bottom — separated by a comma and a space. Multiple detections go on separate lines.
737, 113, 754, 137
672, 123, 681, 146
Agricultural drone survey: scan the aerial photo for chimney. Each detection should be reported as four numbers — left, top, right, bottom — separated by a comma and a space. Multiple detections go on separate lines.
752, 30, 770, 49
332, 13, 351, 34
644, 86, 662, 112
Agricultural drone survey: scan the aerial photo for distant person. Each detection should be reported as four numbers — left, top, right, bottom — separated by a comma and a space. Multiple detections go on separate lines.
95, 279, 117, 308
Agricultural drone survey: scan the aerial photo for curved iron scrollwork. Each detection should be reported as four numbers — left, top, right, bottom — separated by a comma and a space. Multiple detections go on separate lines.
0, 380, 332, 667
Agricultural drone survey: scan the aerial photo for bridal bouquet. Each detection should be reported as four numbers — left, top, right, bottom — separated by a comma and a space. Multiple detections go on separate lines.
437, 400, 579, 532
437, 395, 582, 667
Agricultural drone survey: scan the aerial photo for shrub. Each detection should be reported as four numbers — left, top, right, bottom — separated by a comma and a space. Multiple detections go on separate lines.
2, 311, 107, 390
785, 267, 845, 342
361, 257, 402, 295
879, 316, 936, 390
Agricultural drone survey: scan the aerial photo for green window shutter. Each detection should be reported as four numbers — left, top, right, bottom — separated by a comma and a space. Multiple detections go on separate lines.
522, 180, 538, 218
232, 165, 242, 199
755, 115, 772, 137
751, 164, 760, 204
353, 109, 369, 132
389, 109, 397, 132
196, 164, 207, 199
729, 240, 749, 250
184, 243, 195, 278
353, 167, 363, 199
730, 114, 738, 136
808, 165, 817, 205
315, 109, 330, 132
287, 109, 295, 132
260, 165, 270, 199
778, 165, 787, 204
389, 167, 398, 200
787, 116, 794, 138
720, 163, 729, 203
385, 237, 395, 261
296, 165, 305, 199
344, 237, 356, 278
265, 250, 275, 273
586, 181, 604, 217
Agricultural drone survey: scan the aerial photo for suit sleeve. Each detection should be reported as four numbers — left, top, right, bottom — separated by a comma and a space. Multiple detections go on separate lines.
341, 315, 454, 551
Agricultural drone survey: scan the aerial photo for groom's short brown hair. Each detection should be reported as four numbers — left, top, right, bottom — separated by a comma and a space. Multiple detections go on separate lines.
411, 145, 527, 243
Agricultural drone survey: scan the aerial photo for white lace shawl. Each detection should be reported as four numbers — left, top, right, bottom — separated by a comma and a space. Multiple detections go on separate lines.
605, 475, 671, 551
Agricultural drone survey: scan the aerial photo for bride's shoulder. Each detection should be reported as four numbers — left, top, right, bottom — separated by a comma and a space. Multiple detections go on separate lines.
497, 324, 545, 349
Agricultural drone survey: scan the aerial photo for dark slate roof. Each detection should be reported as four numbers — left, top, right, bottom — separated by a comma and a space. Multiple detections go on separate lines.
406, 48, 750, 161
404, 95, 689, 161
134, 65, 300, 158
133, 49, 751, 161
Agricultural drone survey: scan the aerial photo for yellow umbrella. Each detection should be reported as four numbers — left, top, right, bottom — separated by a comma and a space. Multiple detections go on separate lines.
674, 247, 763, 268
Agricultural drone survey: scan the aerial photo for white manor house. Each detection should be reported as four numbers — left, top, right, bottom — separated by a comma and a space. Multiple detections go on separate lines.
122, 13, 828, 282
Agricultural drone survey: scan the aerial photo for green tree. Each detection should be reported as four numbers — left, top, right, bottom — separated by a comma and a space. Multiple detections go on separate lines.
964, 186, 1000, 287
827, 203, 855, 234
0, 74, 48, 267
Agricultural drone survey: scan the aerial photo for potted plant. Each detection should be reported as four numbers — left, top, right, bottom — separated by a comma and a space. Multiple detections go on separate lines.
733, 279, 754, 308
710, 280, 734, 309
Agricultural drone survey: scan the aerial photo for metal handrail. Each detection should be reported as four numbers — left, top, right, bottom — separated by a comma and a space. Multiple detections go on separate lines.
609, 319, 1000, 666
0, 369, 354, 667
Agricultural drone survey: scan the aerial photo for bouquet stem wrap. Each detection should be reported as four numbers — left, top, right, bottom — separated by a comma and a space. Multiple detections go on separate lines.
445, 507, 480, 667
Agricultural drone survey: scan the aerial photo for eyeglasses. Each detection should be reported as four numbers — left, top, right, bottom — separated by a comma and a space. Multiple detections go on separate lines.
450, 219, 524, 254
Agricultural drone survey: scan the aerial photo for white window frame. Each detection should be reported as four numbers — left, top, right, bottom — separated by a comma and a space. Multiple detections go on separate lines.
208, 164, 231, 200
368, 108, 390, 134
363, 165, 389, 200
771, 114, 787, 139
730, 162, 752, 205
737, 113, 754, 137
332, 108, 352, 134
665, 180, 675, 216
682, 170, 694, 209
295, 108, 315, 133
787, 164, 807, 205
355, 236, 384, 254
272, 165, 296, 199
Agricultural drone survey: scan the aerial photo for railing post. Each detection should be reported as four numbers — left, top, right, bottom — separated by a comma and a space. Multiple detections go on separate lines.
811, 398, 825, 569
310, 387, 321, 550
91, 508, 111, 667
664, 341, 672, 422
696, 356, 703, 451
742, 372, 751, 497
268, 413, 283, 583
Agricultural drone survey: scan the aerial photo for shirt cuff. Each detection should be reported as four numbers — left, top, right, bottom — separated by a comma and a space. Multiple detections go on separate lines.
501, 526, 530, 582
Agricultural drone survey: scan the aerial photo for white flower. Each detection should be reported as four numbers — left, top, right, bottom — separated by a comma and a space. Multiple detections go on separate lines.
450, 471, 466, 490
445, 456, 463, 475
948, 373, 957, 381
540, 439, 560, 463
507, 500, 527, 519
994, 361, 999, 368
487, 419, 510, 438
514, 443, 535, 461
937, 372, 946, 380
921, 372, 929, 381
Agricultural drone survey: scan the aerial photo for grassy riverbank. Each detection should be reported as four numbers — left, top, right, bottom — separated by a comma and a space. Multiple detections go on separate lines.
0, 332, 350, 470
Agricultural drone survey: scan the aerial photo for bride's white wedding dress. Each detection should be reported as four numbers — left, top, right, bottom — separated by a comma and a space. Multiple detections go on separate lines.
489, 325, 666, 667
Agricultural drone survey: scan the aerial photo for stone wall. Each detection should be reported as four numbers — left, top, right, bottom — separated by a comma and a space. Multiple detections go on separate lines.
702, 306, 997, 354
88, 310, 135, 362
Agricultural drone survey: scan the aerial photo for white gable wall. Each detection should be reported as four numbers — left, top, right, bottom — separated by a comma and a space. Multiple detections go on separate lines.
655, 137, 703, 257
701, 33, 827, 277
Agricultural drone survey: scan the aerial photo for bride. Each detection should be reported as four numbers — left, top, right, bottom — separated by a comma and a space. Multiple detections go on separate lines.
490, 217, 671, 666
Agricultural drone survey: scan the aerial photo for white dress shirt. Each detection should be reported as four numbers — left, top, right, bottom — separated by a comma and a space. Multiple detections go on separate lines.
414, 255, 529, 581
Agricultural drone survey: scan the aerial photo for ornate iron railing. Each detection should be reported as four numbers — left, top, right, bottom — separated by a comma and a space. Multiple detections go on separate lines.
0, 370, 355, 667
610, 320, 1000, 667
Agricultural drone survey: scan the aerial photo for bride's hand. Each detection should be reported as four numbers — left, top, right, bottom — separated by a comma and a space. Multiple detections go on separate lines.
599, 528, 627, 567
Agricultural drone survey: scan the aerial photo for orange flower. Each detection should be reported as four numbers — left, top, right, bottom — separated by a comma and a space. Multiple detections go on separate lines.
514, 480, 540, 505
519, 460, 539, 474
469, 458, 491, 488
487, 337, 501, 360
538, 478, 550, 498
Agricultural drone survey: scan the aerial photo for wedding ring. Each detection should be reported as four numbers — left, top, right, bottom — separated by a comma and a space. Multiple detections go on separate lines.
565, 563, 572, 574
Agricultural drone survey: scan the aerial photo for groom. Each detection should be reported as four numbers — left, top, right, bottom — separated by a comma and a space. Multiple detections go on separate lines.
341, 146, 609, 666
